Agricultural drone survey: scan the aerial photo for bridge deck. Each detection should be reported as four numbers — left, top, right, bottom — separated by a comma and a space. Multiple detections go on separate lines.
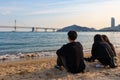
0, 26, 60, 32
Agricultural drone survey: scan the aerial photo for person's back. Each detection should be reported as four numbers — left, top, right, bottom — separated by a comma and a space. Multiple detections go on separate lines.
57, 42, 85, 73
55, 31, 85, 74
102, 35, 116, 56
92, 42, 114, 58
91, 34, 116, 68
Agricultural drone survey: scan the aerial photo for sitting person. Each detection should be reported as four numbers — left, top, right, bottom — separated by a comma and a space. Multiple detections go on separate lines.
102, 34, 116, 56
85, 34, 116, 68
102, 34, 119, 66
55, 31, 86, 74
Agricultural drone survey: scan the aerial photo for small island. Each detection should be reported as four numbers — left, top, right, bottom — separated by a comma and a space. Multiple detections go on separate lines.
57, 24, 120, 32
57, 24, 96, 32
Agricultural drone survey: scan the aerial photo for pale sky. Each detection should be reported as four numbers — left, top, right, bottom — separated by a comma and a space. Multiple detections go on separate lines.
0, 0, 120, 30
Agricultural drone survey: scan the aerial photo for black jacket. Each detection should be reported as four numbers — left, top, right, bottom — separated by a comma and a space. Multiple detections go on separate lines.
56, 42, 85, 73
91, 42, 115, 63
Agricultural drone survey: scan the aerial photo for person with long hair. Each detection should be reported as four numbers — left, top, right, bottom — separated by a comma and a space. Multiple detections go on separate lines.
85, 34, 116, 68
102, 35, 116, 56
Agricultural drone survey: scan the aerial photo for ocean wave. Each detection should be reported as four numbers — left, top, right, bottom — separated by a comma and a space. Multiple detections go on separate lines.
0, 51, 56, 61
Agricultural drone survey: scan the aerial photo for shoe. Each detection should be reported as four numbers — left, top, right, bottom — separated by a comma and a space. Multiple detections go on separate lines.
96, 64, 104, 68
54, 65, 64, 71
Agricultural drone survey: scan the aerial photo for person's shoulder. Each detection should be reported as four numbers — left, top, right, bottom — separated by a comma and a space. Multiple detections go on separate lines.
100, 42, 111, 48
65, 43, 72, 47
76, 41, 82, 44
58, 44, 68, 50
93, 42, 104, 47
62, 43, 69, 48
100, 41, 107, 45
76, 42, 83, 47
66, 42, 82, 46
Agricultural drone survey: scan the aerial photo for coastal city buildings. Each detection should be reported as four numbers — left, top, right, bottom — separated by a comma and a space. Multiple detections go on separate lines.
111, 17, 115, 29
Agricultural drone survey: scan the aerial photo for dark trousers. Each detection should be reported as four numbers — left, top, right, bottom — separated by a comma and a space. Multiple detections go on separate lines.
57, 56, 68, 70
98, 58, 116, 68
57, 56, 86, 73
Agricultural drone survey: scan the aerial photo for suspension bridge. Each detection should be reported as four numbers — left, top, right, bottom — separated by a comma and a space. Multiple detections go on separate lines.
0, 26, 59, 32
0, 20, 60, 32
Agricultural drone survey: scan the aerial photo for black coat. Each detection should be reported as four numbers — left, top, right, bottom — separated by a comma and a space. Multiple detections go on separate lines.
91, 42, 115, 65
56, 42, 85, 73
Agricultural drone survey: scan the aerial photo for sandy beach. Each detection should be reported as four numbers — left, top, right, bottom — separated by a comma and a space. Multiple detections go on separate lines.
0, 50, 120, 80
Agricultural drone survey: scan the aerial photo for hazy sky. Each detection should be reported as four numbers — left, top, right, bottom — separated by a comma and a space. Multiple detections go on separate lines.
0, 0, 120, 30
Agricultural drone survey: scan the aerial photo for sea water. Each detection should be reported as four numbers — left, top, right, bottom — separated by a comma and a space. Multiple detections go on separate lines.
0, 32, 120, 55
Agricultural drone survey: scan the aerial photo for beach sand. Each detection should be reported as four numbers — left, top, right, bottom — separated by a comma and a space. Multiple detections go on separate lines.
0, 51, 120, 80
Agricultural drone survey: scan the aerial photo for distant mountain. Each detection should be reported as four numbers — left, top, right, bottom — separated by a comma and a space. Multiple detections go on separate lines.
57, 25, 96, 32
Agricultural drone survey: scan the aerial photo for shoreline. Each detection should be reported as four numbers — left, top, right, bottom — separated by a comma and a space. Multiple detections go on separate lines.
0, 51, 57, 61
0, 51, 120, 80
0, 50, 120, 80
0, 47, 120, 62
0, 49, 90, 62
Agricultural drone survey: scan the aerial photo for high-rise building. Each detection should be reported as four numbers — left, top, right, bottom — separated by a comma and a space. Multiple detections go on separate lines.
111, 17, 115, 28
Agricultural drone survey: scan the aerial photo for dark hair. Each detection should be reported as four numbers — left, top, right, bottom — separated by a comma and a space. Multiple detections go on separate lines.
68, 31, 77, 40
94, 34, 104, 43
102, 35, 116, 56
102, 35, 111, 44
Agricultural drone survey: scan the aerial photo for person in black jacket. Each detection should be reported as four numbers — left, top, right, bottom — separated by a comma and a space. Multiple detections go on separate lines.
85, 34, 116, 68
102, 34, 116, 56
55, 31, 85, 74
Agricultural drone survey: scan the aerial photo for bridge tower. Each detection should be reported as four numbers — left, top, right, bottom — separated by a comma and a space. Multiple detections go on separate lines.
14, 20, 16, 31
32, 27, 38, 32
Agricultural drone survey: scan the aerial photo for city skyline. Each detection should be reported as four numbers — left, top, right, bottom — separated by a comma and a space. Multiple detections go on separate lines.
0, 0, 120, 30
111, 17, 115, 28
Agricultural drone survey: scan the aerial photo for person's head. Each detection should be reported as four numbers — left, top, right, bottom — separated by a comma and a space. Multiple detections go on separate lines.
102, 35, 111, 43
94, 34, 104, 43
67, 31, 77, 42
